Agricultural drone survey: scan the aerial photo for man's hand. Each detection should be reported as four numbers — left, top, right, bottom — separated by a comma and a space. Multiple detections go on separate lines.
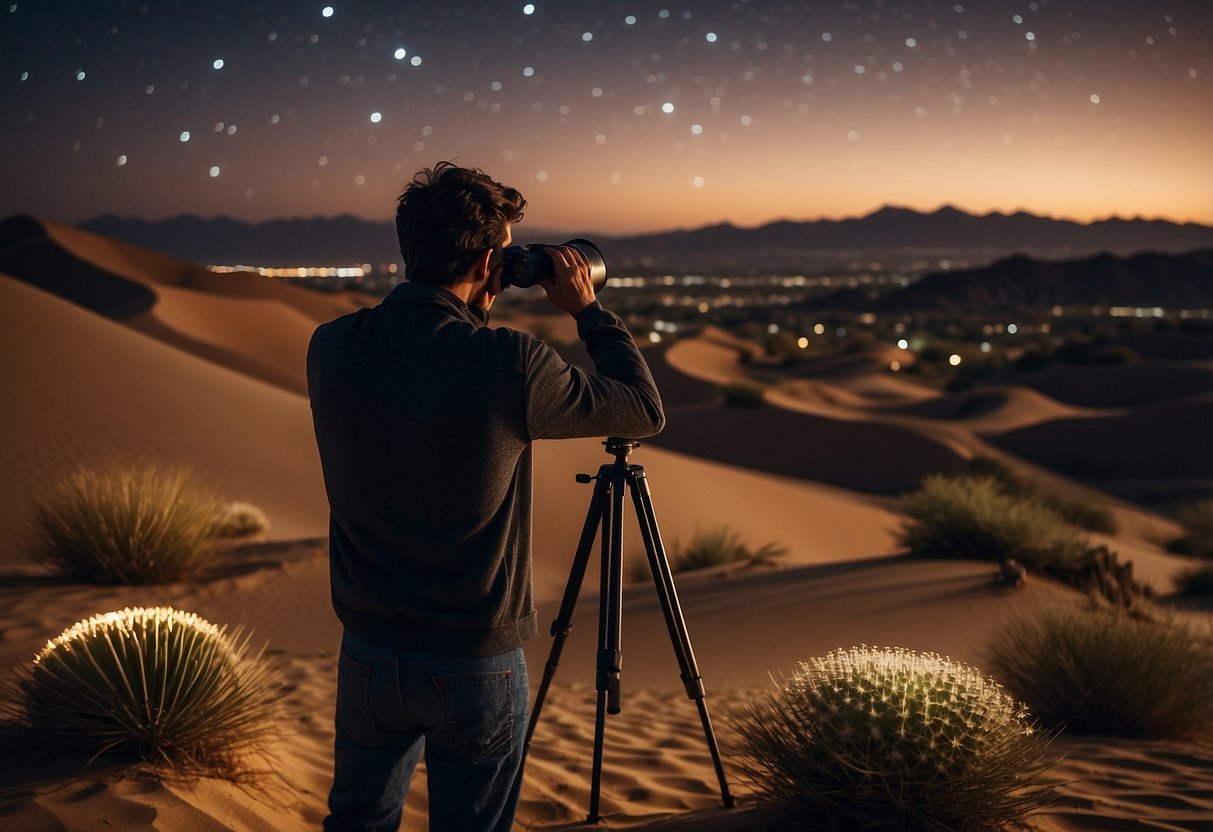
539, 245, 596, 317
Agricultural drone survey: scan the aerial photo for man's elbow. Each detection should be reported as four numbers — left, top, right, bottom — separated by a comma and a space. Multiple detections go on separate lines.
638, 395, 665, 437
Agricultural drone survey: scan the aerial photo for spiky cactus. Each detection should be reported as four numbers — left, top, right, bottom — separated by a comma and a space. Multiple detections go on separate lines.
733, 646, 1056, 831
9, 607, 279, 776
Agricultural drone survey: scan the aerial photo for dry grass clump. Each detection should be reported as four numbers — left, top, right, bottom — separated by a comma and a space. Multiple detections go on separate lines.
630, 525, 787, 582
7, 607, 280, 777
733, 646, 1056, 831
986, 600, 1213, 740
211, 501, 270, 540
898, 475, 1088, 569
34, 464, 221, 583
953, 456, 1118, 534
670, 525, 787, 573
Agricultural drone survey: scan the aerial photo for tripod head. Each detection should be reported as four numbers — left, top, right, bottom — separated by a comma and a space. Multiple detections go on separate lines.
603, 437, 639, 465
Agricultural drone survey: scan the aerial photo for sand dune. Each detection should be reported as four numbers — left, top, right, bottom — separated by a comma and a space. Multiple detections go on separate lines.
2, 223, 1211, 830
1, 217, 371, 394
991, 362, 1213, 408
992, 397, 1213, 480
0, 273, 331, 563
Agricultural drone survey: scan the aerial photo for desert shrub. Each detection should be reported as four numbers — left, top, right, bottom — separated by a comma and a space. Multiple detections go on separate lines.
1168, 497, 1213, 557
211, 501, 270, 540
898, 475, 1088, 569
1038, 545, 1152, 614
986, 601, 1213, 740
34, 464, 221, 583
1035, 493, 1118, 535
631, 525, 787, 581
8, 607, 279, 776
670, 525, 787, 573
1175, 562, 1213, 596
733, 646, 1056, 831
720, 380, 765, 407
951, 456, 1117, 534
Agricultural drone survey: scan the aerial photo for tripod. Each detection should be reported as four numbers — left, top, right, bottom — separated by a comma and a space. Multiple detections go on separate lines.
522, 438, 734, 823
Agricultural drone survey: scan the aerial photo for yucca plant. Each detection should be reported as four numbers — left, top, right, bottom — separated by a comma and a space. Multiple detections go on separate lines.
34, 463, 221, 583
733, 646, 1056, 830
898, 475, 1088, 569
986, 600, 1213, 740
9, 607, 279, 776
211, 501, 271, 540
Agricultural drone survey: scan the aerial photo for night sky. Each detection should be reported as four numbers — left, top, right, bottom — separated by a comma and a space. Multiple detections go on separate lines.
2, 1, 1210, 234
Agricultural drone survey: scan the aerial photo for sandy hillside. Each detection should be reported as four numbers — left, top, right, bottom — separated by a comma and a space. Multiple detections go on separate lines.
1, 225, 1211, 831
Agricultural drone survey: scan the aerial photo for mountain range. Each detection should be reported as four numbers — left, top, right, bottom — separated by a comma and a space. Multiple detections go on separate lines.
76, 206, 1213, 276
811, 249, 1213, 313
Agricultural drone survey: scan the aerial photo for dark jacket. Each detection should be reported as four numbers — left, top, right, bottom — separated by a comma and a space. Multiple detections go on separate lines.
306, 281, 664, 656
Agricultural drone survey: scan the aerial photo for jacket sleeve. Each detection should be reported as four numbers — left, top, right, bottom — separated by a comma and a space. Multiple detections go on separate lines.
524, 301, 665, 441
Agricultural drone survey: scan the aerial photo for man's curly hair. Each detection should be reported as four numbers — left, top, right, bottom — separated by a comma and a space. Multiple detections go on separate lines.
395, 162, 526, 285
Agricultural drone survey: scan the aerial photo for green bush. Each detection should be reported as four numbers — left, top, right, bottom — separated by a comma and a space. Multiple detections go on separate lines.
34, 464, 221, 583
898, 475, 1088, 569
952, 456, 1118, 534
986, 601, 1213, 740
211, 501, 271, 540
733, 646, 1056, 831
8, 607, 279, 776
1168, 498, 1213, 557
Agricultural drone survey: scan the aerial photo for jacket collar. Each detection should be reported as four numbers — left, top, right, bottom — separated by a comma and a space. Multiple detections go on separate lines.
382, 280, 490, 328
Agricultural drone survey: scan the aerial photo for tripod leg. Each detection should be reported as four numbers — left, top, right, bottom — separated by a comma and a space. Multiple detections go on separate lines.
588, 476, 617, 823
628, 469, 735, 809
523, 470, 611, 763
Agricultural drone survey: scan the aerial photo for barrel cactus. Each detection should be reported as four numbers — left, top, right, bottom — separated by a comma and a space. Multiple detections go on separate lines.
10, 607, 279, 777
733, 646, 1056, 830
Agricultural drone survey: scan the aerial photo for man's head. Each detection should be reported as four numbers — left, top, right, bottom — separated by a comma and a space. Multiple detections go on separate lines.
395, 162, 526, 286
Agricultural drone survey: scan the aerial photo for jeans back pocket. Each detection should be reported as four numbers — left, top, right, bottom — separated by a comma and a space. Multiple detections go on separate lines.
336, 652, 377, 738
431, 670, 514, 761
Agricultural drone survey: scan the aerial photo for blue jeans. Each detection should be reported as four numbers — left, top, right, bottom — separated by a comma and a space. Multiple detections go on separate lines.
324, 631, 529, 832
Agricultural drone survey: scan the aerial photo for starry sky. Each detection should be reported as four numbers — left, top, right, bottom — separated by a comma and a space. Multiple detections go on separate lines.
2, 1, 1210, 234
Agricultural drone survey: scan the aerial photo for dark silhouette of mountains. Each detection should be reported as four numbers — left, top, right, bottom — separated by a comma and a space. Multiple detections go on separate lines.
76, 206, 1213, 275
812, 249, 1213, 313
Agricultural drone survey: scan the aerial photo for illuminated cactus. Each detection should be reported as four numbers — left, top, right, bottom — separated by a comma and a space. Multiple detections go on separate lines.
734, 646, 1056, 831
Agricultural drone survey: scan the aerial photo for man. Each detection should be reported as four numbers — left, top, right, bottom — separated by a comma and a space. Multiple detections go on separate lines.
307, 162, 664, 831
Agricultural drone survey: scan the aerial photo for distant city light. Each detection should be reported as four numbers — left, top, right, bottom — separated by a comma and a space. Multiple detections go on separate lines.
322, 6, 333, 17
662, 102, 674, 113
213, 58, 224, 69
890, 360, 901, 371
949, 354, 962, 366
394, 48, 406, 60
370, 111, 382, 123
1007, 323, 1019, 334
814, 323, 825, 335
209, 166, 220, 177
798, 337, 809, 349
116, 154, 127, 166
179, 130, 190, 142
523, 3, 535, 14
897, 339, 909, 349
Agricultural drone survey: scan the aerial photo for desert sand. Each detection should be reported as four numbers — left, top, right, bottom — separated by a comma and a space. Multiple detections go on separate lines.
1, 220, 1210, 830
